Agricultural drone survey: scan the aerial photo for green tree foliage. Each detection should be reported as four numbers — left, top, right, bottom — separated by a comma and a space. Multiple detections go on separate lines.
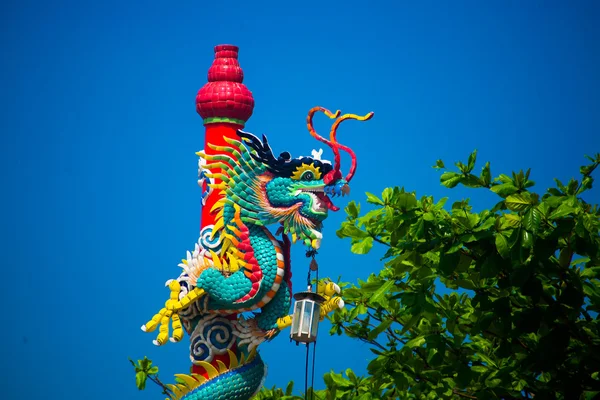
129, 356, 173, 397
264, 153, 600, 399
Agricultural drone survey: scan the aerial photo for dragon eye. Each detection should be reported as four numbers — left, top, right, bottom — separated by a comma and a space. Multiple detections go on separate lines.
301, 171, 314, 181
291, 163, 322, 181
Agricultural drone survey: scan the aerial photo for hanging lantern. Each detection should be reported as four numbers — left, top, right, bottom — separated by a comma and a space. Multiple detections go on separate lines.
290, 291, 326, 343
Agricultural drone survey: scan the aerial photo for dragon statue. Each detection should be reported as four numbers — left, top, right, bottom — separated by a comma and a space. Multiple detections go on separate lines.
139, 45, 373, 400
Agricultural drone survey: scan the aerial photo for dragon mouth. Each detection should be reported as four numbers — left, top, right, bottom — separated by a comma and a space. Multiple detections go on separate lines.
294, 187, 338, 212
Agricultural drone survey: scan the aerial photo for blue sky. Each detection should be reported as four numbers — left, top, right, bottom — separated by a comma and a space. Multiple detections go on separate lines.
2, 0, 599, 398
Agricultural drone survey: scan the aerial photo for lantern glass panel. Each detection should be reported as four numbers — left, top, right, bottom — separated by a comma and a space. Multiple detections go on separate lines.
291, 301, 302, 336
301, 301, 314, 335
310, 303, 321, 337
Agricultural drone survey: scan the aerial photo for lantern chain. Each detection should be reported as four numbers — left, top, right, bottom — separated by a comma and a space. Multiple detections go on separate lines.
304, 249, 319, 400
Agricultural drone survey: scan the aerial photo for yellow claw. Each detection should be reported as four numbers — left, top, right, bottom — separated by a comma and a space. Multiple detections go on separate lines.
142, 307, 168, 333
316, 281, 340, 299
276, 315, 292, 330
145, 285, 207, 346
155, 313, 171, 345
172, 287, 205, 310
169, 280, 181, 301
171, 314, 184, 342
320, 296, 345, 319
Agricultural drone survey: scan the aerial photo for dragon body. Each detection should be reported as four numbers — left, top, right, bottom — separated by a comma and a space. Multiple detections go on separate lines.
141, 107, 373, 399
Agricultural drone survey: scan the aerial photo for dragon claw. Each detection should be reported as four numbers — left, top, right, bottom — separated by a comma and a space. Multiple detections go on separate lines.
141, 325, 147, 332
165, 279, 174, 287
332, 283, 341, 294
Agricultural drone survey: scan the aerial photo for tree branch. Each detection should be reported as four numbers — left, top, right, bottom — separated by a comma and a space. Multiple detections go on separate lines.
452, 389, 478, 399
148, 375, 173, 397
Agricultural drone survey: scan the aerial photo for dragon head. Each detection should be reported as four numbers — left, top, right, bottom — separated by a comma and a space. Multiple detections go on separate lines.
198, 107, 373, 250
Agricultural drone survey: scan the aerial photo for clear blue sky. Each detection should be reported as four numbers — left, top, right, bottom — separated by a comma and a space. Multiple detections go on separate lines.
2, 1, 599, 398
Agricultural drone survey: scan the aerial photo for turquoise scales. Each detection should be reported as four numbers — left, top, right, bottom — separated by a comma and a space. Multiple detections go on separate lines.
141, 107, 373, 400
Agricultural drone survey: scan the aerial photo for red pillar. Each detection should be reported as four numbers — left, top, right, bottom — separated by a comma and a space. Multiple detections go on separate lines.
192, 44, 255, 378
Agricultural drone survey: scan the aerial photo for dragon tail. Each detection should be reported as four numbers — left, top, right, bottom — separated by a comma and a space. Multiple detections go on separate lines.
167, 350, 267, 400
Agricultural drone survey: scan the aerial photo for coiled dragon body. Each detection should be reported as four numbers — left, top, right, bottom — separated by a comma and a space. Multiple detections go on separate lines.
141, 107, 373, 399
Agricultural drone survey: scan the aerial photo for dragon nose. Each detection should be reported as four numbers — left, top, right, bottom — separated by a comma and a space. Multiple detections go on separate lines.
325, 181, 350, 197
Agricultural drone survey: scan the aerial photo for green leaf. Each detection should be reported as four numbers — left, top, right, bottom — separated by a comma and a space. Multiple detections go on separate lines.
433, 159, 445, 170
495, 234, 510, 258
505, 193, 534, 212
147, 366, 159, 375
351, 237, 374, 255
368, 319, 392, 340
345, 202, 359, 219
480, 162, 491, 186
460, 174, 484, 188
544, 195, 564, 207
346, 369, 357, 383
405, 335, 426, 348
135, 371, 147, 390
497, 174, 513, 184
409, 219, 425, 238
476, 353, 498, 368
455, 279, 476, 290
581, 267, 600, 279
341, 224, 369, 239
370, 279, 395, 307
401, 313, 421, 335
474, 215, 496, 231
422, 212, 435, 221
441, 172, 461, 188
397, 193, 418, 210
490, 183, 519, 197
571, 257, 590, 267
329, 372, 352, 388
549, 203, 577, 220
502, 214, 521, 228
467, 150, 477, 173
521, 229, 533, 248
285, 381, 294, 395
140, 357, 152, 371
523, 207, 541, 233
365, 192, 384, 206
577, 176, 593, 194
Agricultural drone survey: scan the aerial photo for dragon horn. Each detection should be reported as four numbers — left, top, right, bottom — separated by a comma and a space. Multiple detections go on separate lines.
329, 111, 374, 182
307, 107, 343, 177
307, 106, 374, 184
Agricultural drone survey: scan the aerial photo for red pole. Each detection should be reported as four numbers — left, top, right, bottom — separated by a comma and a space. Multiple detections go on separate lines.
196, 44, 254, 229
192, 44, 255, 378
